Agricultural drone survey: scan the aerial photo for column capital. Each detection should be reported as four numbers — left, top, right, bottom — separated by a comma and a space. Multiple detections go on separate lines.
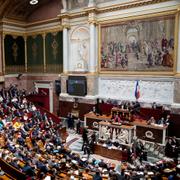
177, 6, 180, 12
88, 12, 98, 25
23, 35, 27, 41
62, 24, 71, 29
42, 33, 46, 39
61, 15, 71, 29
2, 33, 6, 39
58, 12, 70, 20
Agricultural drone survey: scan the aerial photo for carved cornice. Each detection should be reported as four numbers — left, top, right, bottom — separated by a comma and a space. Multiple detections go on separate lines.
59, 0, 171, 20
96, 0, 170, 14
84, 6, 98, 14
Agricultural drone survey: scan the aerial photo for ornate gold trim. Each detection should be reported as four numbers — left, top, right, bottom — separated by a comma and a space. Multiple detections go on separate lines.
63, 71, 99, 76
98, 73, 174, 78
3, 31, 26, 36
1, 17, 60, 28
2, 33, 5, 74
26, 18, 59, 27
58, 0, 170, 20
174, 12, 179, 74
174, 73, 180, 77
42, 33, 46, 73
26, 27, 63, 36
98, 9, 177, 25
97, 0, 170, 15
98, 10, 178, 76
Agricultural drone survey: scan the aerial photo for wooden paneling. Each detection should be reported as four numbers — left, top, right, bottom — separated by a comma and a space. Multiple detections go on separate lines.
59, 101, 94, 119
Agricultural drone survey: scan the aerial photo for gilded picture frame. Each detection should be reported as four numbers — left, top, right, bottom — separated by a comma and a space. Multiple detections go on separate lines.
98, 11, 179, 75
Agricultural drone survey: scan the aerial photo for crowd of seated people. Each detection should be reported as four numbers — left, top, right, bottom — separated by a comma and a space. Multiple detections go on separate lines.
0, 85, 179, 180
147, 115, 171, 126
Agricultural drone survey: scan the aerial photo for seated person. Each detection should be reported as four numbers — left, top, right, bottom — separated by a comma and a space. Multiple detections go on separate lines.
157, 117, 165, 125
106, 137, 112, 147
147, 116, 156, 125
132, 101, 141, 114
113, 114, 122, 124
165, 115, 171, 126
152, 102, 157, 109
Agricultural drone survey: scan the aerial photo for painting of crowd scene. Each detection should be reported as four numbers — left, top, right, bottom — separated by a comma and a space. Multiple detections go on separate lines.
100, 15, 175, 72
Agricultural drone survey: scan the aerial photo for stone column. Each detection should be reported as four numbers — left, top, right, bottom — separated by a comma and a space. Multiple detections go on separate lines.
173, 10, 180, 106
88, 11, 97, 73
60, 74, 68, 96
0, 33, 3, 74
43, 33, 46, 73
176, 11, 180, 73
86, 74, 98, 97
63, 27, 69, 73
23, 36, 27, 72
2, 33, 5, 74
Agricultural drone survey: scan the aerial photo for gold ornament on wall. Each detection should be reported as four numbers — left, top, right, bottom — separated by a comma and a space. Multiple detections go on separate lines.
32, 41, 37, 59
12, 42, 18, 62
51, 38, 58, 60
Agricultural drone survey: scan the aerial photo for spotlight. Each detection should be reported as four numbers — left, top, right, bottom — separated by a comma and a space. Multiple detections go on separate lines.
29, 0, 38, 5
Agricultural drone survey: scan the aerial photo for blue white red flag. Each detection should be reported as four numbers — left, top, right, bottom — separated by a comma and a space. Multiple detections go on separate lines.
135, 81, 140, 100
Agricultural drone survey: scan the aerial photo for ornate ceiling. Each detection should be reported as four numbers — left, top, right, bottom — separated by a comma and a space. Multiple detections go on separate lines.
0, 0, 52, 21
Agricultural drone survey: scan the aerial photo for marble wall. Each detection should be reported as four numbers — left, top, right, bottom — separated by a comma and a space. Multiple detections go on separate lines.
99, 77, 174, 104
174, 78, 180, 104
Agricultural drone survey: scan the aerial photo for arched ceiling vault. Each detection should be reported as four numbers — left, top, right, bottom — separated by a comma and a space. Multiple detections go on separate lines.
0, 0, 59, 21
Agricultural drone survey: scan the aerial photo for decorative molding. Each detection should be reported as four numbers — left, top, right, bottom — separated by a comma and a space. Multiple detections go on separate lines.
58, 0, 171, 20
98, 78, 174, 104
96, 0, 170, 15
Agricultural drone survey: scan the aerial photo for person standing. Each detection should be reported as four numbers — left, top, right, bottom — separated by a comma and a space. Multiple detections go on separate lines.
82, 127, 88, 151
76, 118, 81, 134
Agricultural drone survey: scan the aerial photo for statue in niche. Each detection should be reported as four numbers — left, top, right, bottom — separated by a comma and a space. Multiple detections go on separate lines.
76, 40, 88, 71
62, 0, 67, 9
78, 41, 88, 62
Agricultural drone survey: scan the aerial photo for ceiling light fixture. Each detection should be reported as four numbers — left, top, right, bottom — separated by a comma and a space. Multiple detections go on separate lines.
30, 0, 38, 5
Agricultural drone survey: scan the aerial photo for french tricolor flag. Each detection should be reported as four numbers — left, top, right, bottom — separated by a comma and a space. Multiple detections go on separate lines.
135, 81, 140, 100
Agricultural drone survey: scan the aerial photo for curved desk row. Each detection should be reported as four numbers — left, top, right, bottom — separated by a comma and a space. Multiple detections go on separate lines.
0, 158, 26, 180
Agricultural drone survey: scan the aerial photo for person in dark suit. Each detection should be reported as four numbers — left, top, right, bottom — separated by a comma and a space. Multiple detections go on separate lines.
93, 171, 102, 180
76, 118, 81, 134
82, 127, 88, 151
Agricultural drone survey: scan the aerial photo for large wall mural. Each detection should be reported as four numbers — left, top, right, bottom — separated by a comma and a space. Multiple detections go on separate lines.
4, 35, 25, 73
45, 31, 63, 73
100, 14, 176, 73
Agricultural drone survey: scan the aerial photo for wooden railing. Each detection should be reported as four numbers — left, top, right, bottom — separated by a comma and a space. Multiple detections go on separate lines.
0, 158, 26, 180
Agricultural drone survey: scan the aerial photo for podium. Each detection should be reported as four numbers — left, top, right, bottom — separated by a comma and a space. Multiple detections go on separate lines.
99, 121, 135, 145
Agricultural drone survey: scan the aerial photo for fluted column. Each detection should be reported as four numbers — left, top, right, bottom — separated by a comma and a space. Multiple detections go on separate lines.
63, 27, 69, 73
2, 33, 5, 74
89, 23, 96, 72
88, 11, 97, 73
23, 36, 27, 72
0, 33, 3, 74
43, 33, 46, 73
176, 11, 180, 73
